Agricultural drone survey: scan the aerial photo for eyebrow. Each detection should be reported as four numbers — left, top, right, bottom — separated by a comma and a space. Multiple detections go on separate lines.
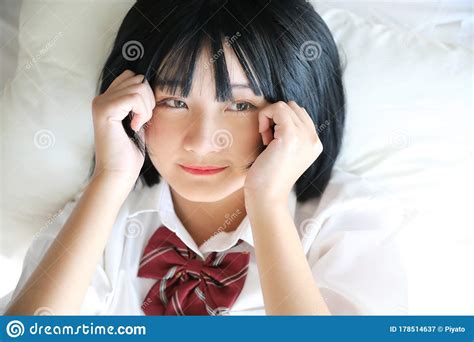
230, 83, 251, 89
155, 79, 256, 95
155, 79, 251, 87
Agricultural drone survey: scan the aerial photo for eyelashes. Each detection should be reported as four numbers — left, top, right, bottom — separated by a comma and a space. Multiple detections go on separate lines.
155, 97, 257, 112
156, 98, 188, 109
227, 102, 256, 112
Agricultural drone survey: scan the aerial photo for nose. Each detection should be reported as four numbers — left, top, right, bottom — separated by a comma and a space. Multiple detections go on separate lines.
183, 114, 233, 155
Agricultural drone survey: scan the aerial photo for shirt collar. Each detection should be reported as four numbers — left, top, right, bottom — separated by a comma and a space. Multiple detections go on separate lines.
127, 178, 298, 256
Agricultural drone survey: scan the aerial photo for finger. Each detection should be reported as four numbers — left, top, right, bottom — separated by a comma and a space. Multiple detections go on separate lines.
111, 83, 153, 116
287, 101, 310, 127
258, 102, 298, 142
288, 101, 305, 125
132, 83, 154, 131
135, 122, 147, 146
295, 105, 319, 135
267, 101, 300, 127
301, 107, 319, 133
257, 105, 274, 145
260, 125, 273, 146
113, 74, 145, 91
126, 94, 149, 132
108, 69, 136, 90
106, 92, 148, 127
258, 102, 288, 132
140, 78, 156, 114
144, 79, 157, 112
120, 76, 155, 112
128, 82, 154, 113
110, 90, 150, 130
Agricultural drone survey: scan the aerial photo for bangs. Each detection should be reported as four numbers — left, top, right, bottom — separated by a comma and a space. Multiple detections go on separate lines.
141, 1, 279, 102
97, 0, 346, 203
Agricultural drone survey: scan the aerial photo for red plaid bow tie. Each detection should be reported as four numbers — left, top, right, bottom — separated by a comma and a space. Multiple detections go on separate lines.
137, 225, 250, 315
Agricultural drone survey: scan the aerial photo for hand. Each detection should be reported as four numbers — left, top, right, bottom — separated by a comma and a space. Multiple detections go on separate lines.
244, 101, 323, 205
91, 69, 155, 183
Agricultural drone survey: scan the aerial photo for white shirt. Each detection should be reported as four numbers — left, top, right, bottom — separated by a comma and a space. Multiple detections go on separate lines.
0, 167, 408, 315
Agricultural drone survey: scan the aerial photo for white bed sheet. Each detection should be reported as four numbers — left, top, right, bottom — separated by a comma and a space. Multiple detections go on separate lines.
0, 0, 472, 314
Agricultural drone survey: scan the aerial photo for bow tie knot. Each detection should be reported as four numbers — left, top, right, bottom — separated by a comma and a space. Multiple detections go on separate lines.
137, 225, 250, 315
185, 258, 204, 277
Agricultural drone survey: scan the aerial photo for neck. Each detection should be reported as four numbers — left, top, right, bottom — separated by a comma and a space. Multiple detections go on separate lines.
169, 186, 247, 247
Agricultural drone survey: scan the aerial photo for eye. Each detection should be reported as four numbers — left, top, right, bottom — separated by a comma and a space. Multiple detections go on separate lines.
157, 98, 188, 109
227, 101, 256, 112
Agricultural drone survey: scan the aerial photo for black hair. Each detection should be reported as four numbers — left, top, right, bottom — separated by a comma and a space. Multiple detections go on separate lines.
90, 0, 346, 203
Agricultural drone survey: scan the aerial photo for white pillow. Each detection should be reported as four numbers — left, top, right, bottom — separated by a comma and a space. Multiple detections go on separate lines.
317, 8, 473, 314
0, 0, 135, 294
312, 0, 474, 50
1, 1, 472, 313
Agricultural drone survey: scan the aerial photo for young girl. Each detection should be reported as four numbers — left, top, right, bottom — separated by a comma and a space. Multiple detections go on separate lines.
2, 0, 407, 315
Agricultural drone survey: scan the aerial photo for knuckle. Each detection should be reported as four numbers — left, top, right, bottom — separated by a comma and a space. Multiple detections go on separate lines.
123, 93, 136, 104
275, 101, 286, 109
105, 115, 115, 124
133, 83, 146, 94
133, 74, 145, 82
314, 140, 323, 153
92, 95, 103, 110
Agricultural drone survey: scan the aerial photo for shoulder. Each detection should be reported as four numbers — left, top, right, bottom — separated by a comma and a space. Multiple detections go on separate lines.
297, 168, 408, 314
295, 167, 405, 253
32, 177, 162, 240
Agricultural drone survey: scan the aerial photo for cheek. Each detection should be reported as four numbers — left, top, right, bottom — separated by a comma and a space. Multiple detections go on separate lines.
145, 113, 263, 158
229, 119, 264, 157
241, 115, 263, 145
145, 116, 178, 157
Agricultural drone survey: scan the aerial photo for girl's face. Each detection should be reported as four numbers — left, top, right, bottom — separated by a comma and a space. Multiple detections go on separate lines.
145, 44, 269, 202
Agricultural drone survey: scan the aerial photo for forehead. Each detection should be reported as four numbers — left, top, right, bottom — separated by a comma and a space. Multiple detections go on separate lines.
153, 35, 262, 100
191, 42, 250, 94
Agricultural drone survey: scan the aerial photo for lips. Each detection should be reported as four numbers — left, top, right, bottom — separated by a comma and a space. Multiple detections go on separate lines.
181, 165, 227, 171
179, 164, 228, 175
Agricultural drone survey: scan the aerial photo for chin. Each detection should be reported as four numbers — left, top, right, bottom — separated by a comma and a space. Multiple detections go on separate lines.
169, 176, 245, 203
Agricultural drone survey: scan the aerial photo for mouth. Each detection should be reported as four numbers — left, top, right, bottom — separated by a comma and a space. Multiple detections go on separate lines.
179, 164, 228, 175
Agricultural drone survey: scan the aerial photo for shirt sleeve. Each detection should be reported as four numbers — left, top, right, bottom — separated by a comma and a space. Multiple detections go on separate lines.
0, 191, 112, 315
306, 195, 409, 315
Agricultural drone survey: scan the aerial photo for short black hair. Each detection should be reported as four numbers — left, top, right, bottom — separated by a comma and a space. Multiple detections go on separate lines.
92, 0, 346, 203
